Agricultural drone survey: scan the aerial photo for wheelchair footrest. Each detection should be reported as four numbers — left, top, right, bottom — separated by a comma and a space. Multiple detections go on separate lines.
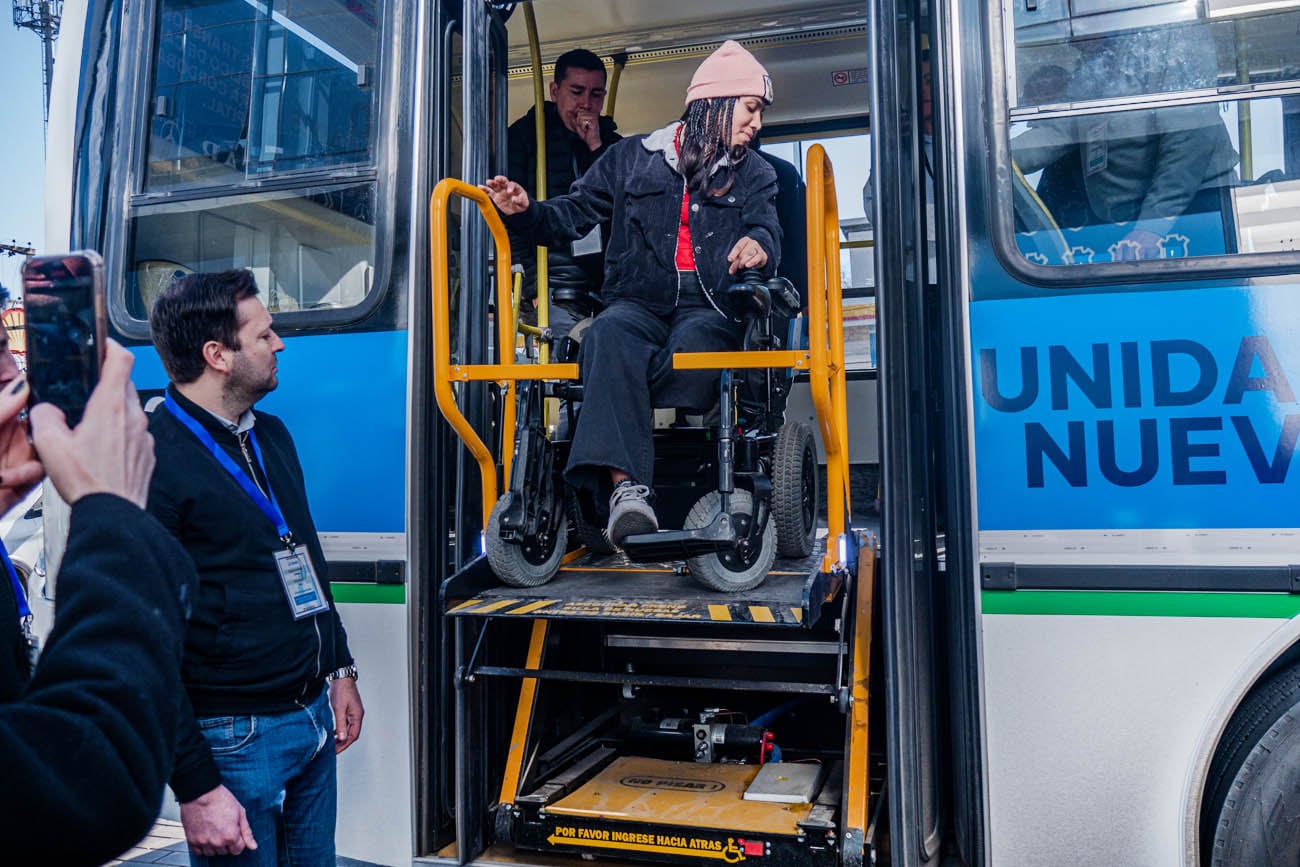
619, 514, 737, 562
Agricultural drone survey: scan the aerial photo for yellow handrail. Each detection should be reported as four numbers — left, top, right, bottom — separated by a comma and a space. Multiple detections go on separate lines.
429, 179, 579, 528
805, 143, 852, 571
523, 3, 551, 361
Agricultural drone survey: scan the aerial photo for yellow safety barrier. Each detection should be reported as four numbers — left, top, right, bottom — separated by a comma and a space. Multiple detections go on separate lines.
429, 179, 580, 528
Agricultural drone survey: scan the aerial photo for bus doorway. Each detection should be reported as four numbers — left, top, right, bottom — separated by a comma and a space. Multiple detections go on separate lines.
421, 2, 896, 865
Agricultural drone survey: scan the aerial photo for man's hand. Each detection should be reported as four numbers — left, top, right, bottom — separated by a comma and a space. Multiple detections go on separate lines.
479, 176, 531, 215
180, 785, 258, 857
726, 235, 769, 274
30, 340, 155, 507
330, 676, 364, 754
575, 110, 602, 151
0, 378, 44, 516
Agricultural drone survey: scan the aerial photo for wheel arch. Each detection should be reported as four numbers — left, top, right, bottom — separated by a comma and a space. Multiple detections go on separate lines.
1182, 614, 1300, 863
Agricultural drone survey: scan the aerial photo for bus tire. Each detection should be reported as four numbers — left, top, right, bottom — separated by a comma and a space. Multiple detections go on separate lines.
772, 421, 818, 558
685, 489, 775, 593
485, 495, 567, 588
1204, 663, 1300, 866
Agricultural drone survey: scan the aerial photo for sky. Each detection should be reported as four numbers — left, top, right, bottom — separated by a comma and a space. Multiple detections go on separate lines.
0, 22, 49, 299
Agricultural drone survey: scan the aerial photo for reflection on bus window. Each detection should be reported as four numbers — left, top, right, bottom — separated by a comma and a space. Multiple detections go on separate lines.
147, 0, 379, 190
128, 182, 375, 317
1004, 8, 1300, 268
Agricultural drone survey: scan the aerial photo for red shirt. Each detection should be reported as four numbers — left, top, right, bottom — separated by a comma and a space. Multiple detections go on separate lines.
673, 127, 695, 271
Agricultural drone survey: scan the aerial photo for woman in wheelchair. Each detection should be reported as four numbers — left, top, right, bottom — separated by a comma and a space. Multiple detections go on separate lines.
482, 40, 781, 547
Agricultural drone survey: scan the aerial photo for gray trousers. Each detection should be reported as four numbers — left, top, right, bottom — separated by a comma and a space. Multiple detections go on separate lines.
565, 280, 740, 494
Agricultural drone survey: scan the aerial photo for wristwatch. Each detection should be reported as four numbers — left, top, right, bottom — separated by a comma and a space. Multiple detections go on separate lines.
327, 663, 359, 682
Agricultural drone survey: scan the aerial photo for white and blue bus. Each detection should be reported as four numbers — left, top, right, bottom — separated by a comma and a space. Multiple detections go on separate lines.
41, 0, 1300, 864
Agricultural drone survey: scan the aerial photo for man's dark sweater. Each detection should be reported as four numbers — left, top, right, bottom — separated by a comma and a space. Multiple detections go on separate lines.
147, 385, 352, 802
0, 494, 195, 864
507, 101, 621, 302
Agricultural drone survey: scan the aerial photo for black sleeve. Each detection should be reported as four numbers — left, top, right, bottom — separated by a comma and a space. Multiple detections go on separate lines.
0, 494, 195, 864
743, 161, 782, 280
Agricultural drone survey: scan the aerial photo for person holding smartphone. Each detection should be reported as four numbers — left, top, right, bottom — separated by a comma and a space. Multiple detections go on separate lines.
146, 269, 362, 865
0, 340, 198, 865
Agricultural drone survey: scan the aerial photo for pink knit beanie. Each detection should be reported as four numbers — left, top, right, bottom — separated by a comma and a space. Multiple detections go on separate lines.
685, 40, 773, 106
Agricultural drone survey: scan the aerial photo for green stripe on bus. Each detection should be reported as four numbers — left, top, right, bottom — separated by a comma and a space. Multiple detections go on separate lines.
331, 583, 406, 604
982, 590, 1300, 618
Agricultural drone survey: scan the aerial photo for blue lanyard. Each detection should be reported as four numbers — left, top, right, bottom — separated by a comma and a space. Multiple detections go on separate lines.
164, 394, 293, 544
1, 542, 28, 621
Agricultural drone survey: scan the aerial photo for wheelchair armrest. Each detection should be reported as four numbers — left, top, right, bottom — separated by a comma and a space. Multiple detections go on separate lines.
552, 286, 605, 319
727, 271, 772, 321
767, 277, 801, 318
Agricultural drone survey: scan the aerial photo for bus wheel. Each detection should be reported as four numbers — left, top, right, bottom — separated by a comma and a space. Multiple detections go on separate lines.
772, 421, 818, 558
485, 495, 567, 587
1203, 663, 1300, 866
685, 489, 775, 593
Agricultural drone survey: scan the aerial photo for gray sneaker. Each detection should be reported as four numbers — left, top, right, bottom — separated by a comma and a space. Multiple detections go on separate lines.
607, 481, 659, 545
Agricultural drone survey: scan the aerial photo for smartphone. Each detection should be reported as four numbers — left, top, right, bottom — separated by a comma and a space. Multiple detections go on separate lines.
22, 251, 107, 427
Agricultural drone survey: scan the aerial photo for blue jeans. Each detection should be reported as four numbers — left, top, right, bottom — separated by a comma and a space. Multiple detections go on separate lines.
190, 684, 337, 867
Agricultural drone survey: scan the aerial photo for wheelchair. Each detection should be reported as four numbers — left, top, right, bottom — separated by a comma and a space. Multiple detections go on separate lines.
484, 270, 819, 593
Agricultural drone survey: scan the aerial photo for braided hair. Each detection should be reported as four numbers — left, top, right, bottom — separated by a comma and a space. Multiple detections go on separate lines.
679, 97, 749, 198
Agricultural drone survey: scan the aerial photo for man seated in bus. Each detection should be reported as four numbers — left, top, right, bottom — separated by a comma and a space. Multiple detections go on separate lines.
1010, 32, 1239, 260
507, 48, 622, 339
483, 40, 781, 545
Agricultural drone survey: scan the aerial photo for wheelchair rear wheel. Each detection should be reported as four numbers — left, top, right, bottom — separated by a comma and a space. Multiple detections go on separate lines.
773, 421, 818, 558
684, 489, 776, 592
486, 494, 568, 587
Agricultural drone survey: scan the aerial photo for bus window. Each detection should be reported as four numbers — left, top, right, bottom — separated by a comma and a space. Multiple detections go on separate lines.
999, 7, 1300, 271
119, 0, 385, 326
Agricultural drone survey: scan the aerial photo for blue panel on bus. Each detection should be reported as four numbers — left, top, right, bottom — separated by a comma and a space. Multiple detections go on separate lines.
130, 330, 407, 533
971, 284, 1300, 530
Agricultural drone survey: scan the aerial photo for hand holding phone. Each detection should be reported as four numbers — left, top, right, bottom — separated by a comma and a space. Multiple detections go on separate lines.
22, 252, 107, 427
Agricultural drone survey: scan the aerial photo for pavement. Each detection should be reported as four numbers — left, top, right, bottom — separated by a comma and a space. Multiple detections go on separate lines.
106, 819, 379, 866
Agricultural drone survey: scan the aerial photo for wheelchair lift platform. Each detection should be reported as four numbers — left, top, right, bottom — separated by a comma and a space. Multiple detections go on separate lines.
443, 538, 842, 628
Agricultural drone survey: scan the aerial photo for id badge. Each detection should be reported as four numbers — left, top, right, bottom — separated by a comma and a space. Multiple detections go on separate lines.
274, 548, 330, 620
571, 224, 602, 257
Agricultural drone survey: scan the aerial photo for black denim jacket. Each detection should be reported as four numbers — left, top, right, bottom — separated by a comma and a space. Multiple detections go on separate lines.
503, 121, 781, 318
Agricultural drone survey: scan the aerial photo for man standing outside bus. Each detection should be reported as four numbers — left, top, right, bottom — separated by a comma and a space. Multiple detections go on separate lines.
507, 48, 621, 337
147, 270, 363, 865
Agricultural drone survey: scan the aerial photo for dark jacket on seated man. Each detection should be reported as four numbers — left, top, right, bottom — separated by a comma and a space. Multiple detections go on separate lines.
0, 495, 194, 864
507, 101, 621, 304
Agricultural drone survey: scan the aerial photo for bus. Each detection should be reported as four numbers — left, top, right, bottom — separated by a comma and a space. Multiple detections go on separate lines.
40, 0, 1300, 863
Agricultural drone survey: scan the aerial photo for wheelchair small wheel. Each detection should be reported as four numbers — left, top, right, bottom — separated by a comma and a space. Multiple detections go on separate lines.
485, 495, 568, 587
566, 491, 615, 555
773, 421, 819, 558
685, 489, 776, 593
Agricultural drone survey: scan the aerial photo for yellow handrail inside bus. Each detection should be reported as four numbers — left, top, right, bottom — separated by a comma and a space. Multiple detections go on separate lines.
429, 179, 579, 529
674, 144, 851, 574
523, 3, 551, 362
805, 143, 852, 570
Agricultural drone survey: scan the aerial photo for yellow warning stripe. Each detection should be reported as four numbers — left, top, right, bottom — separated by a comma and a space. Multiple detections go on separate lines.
748, 606, 775, 623
708, 604, 732, 621
447, 598, 484, 613
468, 599, 518, 614
561, 548, 588, 565
792, 608, 803, 623
508, 599, 559, 615
547, 834, 745, 862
